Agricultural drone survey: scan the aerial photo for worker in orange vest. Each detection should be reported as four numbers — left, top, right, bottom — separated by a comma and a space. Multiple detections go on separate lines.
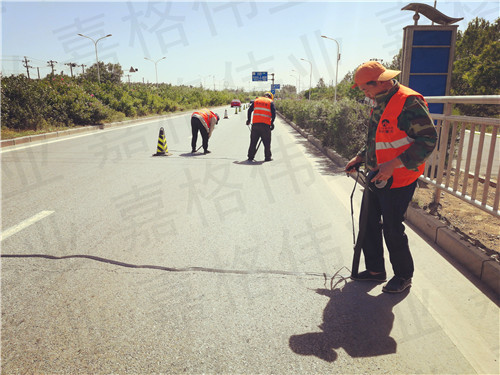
246, 92, 276, 162
346, 61, 437, 293
191, 109, 219, 154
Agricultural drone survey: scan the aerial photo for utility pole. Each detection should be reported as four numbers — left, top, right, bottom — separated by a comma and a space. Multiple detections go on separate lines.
23, 56, 33, 79
80, 64, 86, 75
47, 60, 57, 76
65, 62, 77, 77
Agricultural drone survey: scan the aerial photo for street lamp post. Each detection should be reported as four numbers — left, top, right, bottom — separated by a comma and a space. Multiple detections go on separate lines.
144, 57, 166, 87
289, 74, 298, 97
292, 69, 300, 93
300, 58, 312, 101
321, 35, 341, 102
77, 33, 112, 83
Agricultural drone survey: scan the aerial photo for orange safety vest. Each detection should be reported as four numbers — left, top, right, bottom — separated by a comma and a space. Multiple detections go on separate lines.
252, 97, 273, 125
375, 85, 428, 189
192, 108, 215, 130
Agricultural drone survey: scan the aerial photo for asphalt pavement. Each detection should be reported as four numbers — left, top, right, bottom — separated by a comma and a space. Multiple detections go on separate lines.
1, 106, 499, 374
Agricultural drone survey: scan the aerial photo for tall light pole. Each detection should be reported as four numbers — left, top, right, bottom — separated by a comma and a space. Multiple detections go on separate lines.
144, 57, 166, 87
300, 58, 312, 100
77, 33, 112, 83
289, 74, 298, 97
292, 69, 300, 93
321, 35, 341, 102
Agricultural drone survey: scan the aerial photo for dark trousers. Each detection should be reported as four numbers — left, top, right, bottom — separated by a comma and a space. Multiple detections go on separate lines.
248, 123, 272, 160
360, 180, 417, 279
191, 117, 209, 152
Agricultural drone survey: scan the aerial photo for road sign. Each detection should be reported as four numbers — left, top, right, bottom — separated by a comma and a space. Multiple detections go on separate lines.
271, 89, 276, 95
401, 25, 457, 114
252, 72, 268, 81
271, 84, 280, 90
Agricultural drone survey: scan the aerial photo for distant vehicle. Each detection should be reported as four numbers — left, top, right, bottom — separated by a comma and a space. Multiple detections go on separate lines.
231, 99, 241, 107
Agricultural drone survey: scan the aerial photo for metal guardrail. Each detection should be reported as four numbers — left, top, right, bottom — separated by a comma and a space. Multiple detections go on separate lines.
422, 95, 500, 218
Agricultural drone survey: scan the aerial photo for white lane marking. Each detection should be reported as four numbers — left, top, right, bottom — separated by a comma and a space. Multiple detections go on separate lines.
1, 211, 55, 241
0, 114, 188, 154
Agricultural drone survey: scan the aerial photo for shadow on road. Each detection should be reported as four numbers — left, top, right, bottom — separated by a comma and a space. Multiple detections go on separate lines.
289, 281, 409, 362
178, 152, 204, 157
233, 160, 265, 166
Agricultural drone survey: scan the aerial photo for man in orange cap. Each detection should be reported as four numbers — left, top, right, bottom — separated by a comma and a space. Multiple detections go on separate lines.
346, 61, 437, 293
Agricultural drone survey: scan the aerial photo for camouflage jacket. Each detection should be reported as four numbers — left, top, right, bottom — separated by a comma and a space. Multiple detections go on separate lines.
357, 81, 437, 172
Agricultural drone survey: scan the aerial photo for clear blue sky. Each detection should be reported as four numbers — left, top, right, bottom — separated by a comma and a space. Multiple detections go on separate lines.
1, 1, 499, 91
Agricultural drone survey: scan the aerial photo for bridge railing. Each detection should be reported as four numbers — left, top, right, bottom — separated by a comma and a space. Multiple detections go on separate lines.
422, 95, 500, 218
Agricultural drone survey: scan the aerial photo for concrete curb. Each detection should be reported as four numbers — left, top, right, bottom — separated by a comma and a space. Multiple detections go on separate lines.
278, 112, 500, 297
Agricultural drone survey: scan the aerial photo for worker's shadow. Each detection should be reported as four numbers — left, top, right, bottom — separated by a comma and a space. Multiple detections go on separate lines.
179, 152, 203, 157
289, 281, 409, 362
233, 160, 265, 165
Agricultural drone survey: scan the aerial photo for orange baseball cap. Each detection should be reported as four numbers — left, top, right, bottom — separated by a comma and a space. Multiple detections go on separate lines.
351, 61, 401, 88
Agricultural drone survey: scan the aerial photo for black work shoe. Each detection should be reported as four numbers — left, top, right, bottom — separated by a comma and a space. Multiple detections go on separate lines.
264, 157, 273, 162
247, 158, 254, 162
204, 150, 211, 154
382, 276, 412, 293
351, 270, 387, 282
191, 149, 196, 153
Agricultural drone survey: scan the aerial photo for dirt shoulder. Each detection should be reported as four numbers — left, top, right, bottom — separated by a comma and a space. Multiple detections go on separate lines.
412, 180, 499, 260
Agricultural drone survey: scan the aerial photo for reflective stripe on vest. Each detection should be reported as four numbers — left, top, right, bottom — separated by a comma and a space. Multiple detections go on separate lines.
375, 85, 427, 188
252, 97, 273, 125
376, 136, 415, 151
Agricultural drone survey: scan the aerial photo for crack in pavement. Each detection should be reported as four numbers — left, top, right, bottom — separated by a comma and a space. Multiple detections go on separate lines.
1, 253, 348, 282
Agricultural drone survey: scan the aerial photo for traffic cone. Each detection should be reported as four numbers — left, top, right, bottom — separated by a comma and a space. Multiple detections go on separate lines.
224, 109, 228, 119
152, 127, 171, 156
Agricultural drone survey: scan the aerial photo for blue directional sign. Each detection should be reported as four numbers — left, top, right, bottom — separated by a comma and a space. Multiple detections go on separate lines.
402, 25, 458, 114
252, 72, 268, 81
271, 84, 280, 90
271, 89, 276, 95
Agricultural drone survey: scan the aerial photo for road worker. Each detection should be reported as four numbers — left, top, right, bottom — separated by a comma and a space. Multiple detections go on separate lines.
345, 61, 437, 293
191, 109, 219, 154
246, 92, 276, 162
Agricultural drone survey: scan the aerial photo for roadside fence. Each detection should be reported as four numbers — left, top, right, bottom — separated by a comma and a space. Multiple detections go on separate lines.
422, 95, 500, 218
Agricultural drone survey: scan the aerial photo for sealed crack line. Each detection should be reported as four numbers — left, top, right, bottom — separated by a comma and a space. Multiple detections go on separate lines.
1, 253, 347, 281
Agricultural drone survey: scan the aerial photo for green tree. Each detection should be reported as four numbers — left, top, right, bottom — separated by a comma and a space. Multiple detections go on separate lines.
317, 78, 326, 88
386, 49, 402, 71
82, 62, 123, 84
452, 17, 500, 116
336, 70, 365, 102
279, 84, 297, 99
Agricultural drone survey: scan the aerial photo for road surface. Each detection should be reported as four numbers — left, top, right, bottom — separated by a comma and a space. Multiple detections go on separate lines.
1, 106, 498, 374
